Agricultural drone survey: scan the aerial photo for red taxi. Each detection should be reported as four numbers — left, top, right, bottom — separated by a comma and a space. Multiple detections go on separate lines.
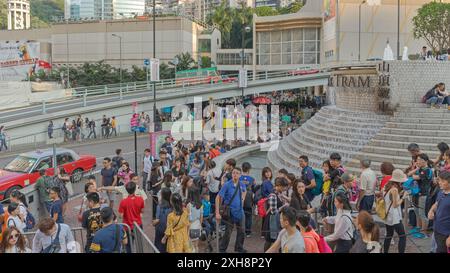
0, 148, 96, 200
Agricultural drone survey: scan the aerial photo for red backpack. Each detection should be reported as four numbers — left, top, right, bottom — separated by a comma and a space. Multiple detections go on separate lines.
257, 197, 269, 218
317, 234, 333, 253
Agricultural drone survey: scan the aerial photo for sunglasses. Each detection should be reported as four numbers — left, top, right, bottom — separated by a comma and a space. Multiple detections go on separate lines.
9, 233, 19, 240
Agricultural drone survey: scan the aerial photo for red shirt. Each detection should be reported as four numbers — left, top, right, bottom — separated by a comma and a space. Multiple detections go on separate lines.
118, 194, 144, 229
380, 175, 392, 190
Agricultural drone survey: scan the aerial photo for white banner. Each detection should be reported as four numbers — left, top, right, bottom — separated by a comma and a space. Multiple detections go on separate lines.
239, 68, 247, 88
0, 41, 40, 81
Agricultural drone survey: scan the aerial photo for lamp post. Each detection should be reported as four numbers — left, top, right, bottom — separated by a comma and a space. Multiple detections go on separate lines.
66, 18, 70, 88
111, 34, 123, 84
152, 0, 157, 132
397, 0, 400, 60
358, 1, 366, 62
241, 26, 251, 101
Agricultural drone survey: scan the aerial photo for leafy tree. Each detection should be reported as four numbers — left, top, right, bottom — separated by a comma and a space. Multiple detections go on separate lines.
413, 2, 450, 54
174, 52, 195, 71
160, 63, 174, 79
255, 6, 279, 17
211, 1, 234, 48
0, 0, 6, 30
30, 0, 64, 23
200, 56, 212, 68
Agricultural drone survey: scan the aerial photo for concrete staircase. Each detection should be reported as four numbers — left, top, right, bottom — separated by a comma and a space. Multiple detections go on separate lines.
268, 103, 450, 176
267, 106, 389, 175
345, 102, 450, 174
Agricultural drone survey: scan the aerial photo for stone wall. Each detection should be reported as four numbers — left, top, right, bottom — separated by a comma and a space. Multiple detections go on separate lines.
386, 61, 450, 105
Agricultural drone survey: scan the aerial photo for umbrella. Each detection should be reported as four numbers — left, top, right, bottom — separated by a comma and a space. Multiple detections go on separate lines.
253, 96, 272, 104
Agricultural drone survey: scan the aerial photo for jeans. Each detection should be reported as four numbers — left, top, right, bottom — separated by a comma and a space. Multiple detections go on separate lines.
359, 195, 375, 212
384, 222, 406, 253
88, 128, 96, 139
443, 96, 450, 105
219, 217, 245, 253
426, 96, 444, 105
0, 139, 7, 151
434, 231, 449, 253
244, 210, 252, 235
111, 128, 117, 137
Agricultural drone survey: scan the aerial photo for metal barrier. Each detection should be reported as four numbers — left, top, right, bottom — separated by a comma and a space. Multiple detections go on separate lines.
22, 227, 85, 253
133, 222, 160, 253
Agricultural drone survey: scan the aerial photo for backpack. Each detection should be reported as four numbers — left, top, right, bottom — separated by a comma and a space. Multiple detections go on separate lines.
311, 169, 324, 196
253, 185, 263, 204
403, 177, 420, 196
257, 197, 269, 218
375, 192, 392, 220
19, 204, 36, 230
317, 234, 333, 253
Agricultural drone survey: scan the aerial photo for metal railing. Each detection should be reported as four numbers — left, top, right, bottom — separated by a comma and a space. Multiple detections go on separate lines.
23, 227, 85, 253
133, 222, 160, 253
0, 69, 328, 128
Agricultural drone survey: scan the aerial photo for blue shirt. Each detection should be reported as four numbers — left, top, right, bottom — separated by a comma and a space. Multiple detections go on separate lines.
219, 148, 226, 153
202, 199, 211, 217
240, 175, 255, 191
219, 180, 246, 221
262, 180, 274, 198
0, 205, 4, 215
90, 224, 125, 253
50, 199, 64, 224
434, 190, 450, 236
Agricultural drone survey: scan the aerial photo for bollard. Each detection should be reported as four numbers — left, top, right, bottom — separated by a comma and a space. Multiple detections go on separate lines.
42, 100, 46, 114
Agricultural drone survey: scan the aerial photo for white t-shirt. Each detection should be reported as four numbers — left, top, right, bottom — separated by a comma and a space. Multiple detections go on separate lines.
7, 216, 26, 233
384, 191, 402, 226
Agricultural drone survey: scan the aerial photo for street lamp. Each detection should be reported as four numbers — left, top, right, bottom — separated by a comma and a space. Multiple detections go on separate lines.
241, 25, 251, 100
397, 0, 400, 60
111, 34, 123, 84
152, 0, 157, 132
358, 0, 380, 62
358, 1, 366, 62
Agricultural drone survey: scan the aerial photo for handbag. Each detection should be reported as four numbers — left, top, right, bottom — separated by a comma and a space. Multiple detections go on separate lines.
219, 182, 241, 222
41, 224, 61, 253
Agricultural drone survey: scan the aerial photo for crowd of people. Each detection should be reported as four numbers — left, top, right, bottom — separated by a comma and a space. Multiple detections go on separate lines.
1, 132, 449, 254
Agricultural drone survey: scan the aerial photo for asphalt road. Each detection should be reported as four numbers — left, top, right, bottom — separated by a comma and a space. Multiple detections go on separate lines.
0, 134, 151, 171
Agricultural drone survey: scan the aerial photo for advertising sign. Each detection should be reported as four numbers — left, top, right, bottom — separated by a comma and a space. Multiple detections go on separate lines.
0, 41, 40, 81
149, 130, 171, 158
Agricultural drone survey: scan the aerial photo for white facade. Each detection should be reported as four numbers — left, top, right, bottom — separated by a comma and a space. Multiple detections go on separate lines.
7, 0, 30, 30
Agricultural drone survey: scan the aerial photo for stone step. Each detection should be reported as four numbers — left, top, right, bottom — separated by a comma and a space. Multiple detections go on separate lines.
350, 151, 413, 166
361, 145, 440, 158
314, 108, 389, 123
312, 115, 385, 131
373, 133, 450, 144
394, 111, 450, 118
302, 122, 381, 141
379, 127, 450, 138
385, 122, 450, 131
392, 117, 450, 124
320, 106, 389, 118
345, 159, 409, 175
291, 130, 372, 152
368, 139, 440, 150
303, 118, 383, 136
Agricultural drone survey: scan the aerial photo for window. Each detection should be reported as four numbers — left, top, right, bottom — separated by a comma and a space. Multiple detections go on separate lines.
57, 153, 74, 166
35, 157, 53, 171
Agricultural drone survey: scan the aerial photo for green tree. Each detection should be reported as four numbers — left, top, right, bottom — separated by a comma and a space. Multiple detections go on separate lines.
174, 52, 196, 71
160, 63, 174, 79
413, 2, 450, 54
200, 56, 212, 68
255, 6, 279, 17
30, 0, 64, 23
0, 0, 7, 30
211, 1, 234, 48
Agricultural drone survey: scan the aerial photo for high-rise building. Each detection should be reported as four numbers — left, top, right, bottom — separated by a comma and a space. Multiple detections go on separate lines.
66, 0, 145, 20
7, 0, 31, 30
254, 0, 278, 8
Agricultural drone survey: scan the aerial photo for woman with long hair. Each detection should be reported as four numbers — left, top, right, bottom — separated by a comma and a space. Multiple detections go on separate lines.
261, 167, 273, 198
0, 227, 30, 253
162, 193, 192, 253
350, 211, 381, 253
9, 191, 29, 231
434, 142, 449, 172
153, 187, 172, 253
323, 192, 355, 253
180, 176, 194, 204
290, 180, 313, 213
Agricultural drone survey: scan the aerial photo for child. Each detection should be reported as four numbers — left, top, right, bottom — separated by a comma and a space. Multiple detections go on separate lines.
49, 187, 64, 224
201, 192, 214, 237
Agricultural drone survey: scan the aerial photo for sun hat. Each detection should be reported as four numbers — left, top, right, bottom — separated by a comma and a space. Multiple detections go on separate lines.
390, 169, 408, 183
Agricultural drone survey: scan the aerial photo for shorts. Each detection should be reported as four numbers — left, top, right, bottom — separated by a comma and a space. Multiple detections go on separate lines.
413, 195, 427, 223
189, 229, 201, 240
103, 190, 116, 202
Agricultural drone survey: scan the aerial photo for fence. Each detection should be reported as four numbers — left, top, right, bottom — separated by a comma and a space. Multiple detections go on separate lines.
22, 227, 85, 253
133, 222, 160, 253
